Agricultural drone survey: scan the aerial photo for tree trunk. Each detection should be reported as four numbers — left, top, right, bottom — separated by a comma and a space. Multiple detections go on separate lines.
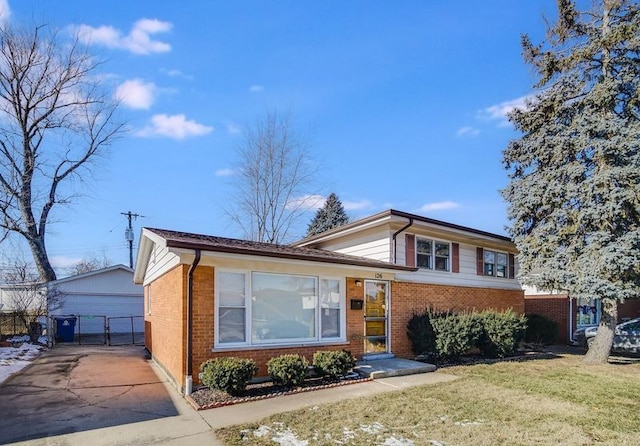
28, 236, 57, 282
583, 297, 617, 364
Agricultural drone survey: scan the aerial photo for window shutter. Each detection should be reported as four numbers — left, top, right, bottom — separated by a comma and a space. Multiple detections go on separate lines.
405, 234, 415, 267
509, 253, 515, 279
452, 243, 460, 273
476, 247, 484, 275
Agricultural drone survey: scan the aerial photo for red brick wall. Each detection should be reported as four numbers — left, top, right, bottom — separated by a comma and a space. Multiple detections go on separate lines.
191, 275, 366, 381
144, 265, 187, 389
149, 266, 526, 386
619, 299, 640, 321
524, 294, 571, 344
391, 282, 525, 359
524, 296, 640, 346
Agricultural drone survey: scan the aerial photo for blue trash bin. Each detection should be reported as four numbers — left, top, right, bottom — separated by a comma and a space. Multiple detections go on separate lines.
55, 316, 77, 342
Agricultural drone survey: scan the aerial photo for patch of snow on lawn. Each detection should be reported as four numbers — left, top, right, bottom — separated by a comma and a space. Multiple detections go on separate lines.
246, 424, 308, 446
271, 427, 308, 446
251, 425, 271, 438
382, 436, 415, 445
360, 422, 385, 434
0, 340, 45, 384
454, 419, 484, 427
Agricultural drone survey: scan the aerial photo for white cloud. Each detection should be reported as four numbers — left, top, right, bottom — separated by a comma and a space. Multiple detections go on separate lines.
418, 201, 459, 213
136, 114, 213, 140
164, 69, 193, 80
343, 200, 372, 211
249, 85, 264, 93
77, 18, 172, 55
215, 168, 235, 177
115, 79, 156, 109
456, 126, 480, 138
286, 194, 325, 210
478, 95, 532, 126
0, 0, 11, 24
225, 121, 242, 134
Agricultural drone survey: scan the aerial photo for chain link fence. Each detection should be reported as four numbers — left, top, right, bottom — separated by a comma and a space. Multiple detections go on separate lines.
49, 314, 144, 346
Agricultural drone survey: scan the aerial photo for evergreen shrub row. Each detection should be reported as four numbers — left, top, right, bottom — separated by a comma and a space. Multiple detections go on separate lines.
199, 350, 356, 394
407, 309, 527, 359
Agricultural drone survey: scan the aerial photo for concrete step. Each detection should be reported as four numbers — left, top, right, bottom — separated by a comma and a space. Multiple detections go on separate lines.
354, 358, 436, 379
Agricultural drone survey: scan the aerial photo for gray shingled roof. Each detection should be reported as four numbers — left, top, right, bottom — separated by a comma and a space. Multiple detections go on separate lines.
146, 228, 416, 271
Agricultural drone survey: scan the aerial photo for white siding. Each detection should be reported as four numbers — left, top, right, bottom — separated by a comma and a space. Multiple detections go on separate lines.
56, 269, 140, 295
311, 228, 392, 262
144, 243, 181, 285
395, 241, 522, 291
48, 266, 144, 333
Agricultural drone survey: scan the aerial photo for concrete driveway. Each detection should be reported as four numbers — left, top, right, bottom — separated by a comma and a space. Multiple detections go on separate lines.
0, 345, 215, 445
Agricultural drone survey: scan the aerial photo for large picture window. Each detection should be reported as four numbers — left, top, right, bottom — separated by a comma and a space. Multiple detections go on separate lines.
216, 270, 344, 347
416, 237, 450, 271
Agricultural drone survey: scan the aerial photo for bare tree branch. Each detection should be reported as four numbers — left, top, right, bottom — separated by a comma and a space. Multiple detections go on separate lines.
226, 111, 319, 244
0, 24, 125, 281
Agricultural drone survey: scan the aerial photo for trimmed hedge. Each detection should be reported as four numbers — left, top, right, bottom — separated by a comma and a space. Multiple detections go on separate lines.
313, 350, 356, 381
406, 309, 442, 356
477, 310, 526, 358
430, 312, 483, 358
524, 314, 558, 345
407, 308, 527, 359
267, 354, 309, 388
200, 357, 257, 395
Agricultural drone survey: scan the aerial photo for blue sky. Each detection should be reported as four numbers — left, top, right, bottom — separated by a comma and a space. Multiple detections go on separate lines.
1, 1, 557, 272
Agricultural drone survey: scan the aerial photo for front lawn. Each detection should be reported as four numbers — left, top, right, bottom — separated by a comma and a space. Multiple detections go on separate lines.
216, 353, 640, 445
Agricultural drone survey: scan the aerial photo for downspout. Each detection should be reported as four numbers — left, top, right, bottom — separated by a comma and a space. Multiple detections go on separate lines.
568, 295, 573, 344
392, 217, 414, 264
185, 249, 201, 395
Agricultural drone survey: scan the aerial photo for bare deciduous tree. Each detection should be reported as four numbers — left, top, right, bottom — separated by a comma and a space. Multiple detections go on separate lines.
0, 24, 125, 282
65, 254, 112, 276
0, 257, 65, 342
227, 111, 318, 244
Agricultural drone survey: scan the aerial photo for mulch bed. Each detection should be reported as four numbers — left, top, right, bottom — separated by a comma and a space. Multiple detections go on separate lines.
188, 373, 372, 410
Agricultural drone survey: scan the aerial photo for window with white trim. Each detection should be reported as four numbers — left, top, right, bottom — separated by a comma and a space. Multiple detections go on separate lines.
416, 237, 450, 271
215, 270, 344, 347
483, 250, 509, 278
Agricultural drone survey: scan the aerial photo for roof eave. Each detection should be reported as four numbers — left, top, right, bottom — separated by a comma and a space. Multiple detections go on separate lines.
164, 239, 417, 272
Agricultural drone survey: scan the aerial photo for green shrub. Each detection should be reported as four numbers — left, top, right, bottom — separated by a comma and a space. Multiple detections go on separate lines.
406, 309, 442, 357
524, 314, 558, 345
431, 312, 482, 358
313, 350, 356, 381
267, 354, 309, 388
200, 357, 257, 395
477, 310, 527, 358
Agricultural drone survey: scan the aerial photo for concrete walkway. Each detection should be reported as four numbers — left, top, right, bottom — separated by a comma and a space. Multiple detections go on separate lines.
0, 345, 459, 445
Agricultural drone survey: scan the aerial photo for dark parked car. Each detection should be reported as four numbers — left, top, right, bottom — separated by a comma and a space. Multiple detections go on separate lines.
573, 317, 640, 354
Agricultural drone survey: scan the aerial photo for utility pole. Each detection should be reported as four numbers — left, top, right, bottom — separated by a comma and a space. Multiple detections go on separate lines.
121, 211, 144, 268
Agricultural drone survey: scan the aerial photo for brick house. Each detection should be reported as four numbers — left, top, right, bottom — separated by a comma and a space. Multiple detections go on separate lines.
524, 288, 640, 345
134, 209, 524, 394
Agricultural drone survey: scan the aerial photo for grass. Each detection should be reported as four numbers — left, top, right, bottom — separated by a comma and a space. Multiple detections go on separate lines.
215, 353, 640, 445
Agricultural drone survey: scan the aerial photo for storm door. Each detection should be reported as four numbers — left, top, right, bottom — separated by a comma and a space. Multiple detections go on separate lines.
364, 280, 389, 354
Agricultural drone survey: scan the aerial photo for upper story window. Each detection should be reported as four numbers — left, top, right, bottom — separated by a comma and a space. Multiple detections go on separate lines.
483, 250, 509, 278
416, 237, 450, 272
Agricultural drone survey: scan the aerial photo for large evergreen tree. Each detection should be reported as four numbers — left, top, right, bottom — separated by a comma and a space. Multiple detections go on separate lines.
502, 0, 640, 363
306, 193, 349, 236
